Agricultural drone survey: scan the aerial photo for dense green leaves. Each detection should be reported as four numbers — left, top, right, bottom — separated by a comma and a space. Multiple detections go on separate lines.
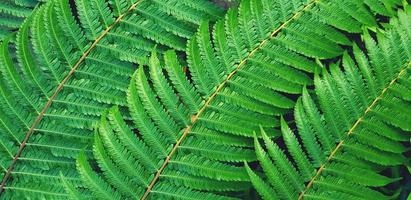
0, 0, 225, 198
0, 0, 46, 41
72, 51, 254, 199
0, 0, 409, 199
69, 0, 407, 199
247, 6, 411, 199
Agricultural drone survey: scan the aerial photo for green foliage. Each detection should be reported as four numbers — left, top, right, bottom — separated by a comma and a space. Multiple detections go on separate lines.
69, 0, 406, 199
0, 0, 46, 41
247, 6, 411, 200
0, 0, 225, 198
73, 52, 254, 199
0, 0, 408, 199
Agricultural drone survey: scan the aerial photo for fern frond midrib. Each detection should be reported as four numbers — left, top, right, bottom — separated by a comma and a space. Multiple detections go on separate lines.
141, 1, 319, 199
298, 61, 411, 200
0, 0, 144, 194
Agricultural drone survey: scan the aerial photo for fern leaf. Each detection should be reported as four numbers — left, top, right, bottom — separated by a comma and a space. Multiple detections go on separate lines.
67, 0, 407, 199
0, 0, 45, 41
248, 6, 411, 200
0, 0, 406, 198
0, 0, 226, 198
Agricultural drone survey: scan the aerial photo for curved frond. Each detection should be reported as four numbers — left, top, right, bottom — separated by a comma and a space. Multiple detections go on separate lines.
247, 7, 411, 200
70, 0, 407, 198
0, 0, 45, 41
0, 0, 226, 198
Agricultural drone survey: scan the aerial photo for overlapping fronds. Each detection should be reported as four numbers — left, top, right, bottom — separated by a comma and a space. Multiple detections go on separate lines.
0, 0, 46, 41
72, 52, 255, 199
246, 6, 411, 200
70, 0, 406, 199
182, 0, 402, 140
0, 0, 226, 198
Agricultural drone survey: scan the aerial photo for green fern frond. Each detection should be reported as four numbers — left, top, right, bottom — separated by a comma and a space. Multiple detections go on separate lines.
0, 0, 226, 198
0, 0, 407, 198
76, 105, 249, 199
247, 6, 411, 200
0, 0, 46, 41
182, 0, 402, 140
68, 0, 408, 198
